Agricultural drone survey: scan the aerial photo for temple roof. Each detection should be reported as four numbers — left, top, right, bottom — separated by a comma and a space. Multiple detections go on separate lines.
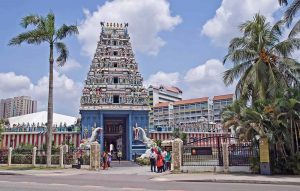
8, 111, 77, 126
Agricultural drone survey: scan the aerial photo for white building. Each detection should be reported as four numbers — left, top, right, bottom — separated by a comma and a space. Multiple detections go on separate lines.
148, 85, 183, 131
0, 96, 37, 119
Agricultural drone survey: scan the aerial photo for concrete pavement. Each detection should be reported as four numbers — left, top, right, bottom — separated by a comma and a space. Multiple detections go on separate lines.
1, 165, 300, 186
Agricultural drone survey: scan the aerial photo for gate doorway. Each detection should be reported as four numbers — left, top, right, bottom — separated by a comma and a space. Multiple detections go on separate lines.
103, 117, 127, 160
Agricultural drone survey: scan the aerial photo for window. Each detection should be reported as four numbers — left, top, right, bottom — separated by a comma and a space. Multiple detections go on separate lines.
113, 51, 118, 56
113, 40, 117, 46
113, 95, 119, 103
113, 77, 118, 84
114, 63, 118, 67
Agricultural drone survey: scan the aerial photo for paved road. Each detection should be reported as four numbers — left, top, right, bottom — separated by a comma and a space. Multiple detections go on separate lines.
0, 172, 299, 191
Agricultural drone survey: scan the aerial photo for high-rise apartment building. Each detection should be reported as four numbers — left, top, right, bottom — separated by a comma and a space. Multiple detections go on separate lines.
0, 96, 37, 119
212, 94, 234, 123
152, 97, 214, 132
148, 85, 182, 131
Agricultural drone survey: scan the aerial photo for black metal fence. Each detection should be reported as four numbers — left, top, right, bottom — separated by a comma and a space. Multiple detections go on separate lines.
228, 143, 258, 166
182, 135, 258, 167
182, 136, 223, 166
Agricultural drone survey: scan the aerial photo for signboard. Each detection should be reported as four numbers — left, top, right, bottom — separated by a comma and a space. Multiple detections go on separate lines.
191, 147, 212, 155
260, 137, 270, 163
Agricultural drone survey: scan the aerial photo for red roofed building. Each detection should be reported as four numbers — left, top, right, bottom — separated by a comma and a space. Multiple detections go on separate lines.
213, 94, 234, 123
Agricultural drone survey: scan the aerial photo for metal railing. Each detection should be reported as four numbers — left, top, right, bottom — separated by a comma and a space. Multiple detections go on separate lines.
4, 126, 81, 133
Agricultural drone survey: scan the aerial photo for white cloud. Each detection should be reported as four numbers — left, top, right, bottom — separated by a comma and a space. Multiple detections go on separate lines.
0, 72, 82, 116
55, 58, 81, 73
144, 71, 180, 87
78, 0, 182, 57
183, 59, 235, 98
201, 0, 279, 45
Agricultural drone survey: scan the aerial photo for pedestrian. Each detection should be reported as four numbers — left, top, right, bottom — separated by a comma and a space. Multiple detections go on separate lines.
108, 152, 112, 167
117, 149, 122, 164
165, 150, 172, 171
156, 150, 163, 173
161, 148, 167, 172
102, 151, 108, 170
149, 148, 156, 172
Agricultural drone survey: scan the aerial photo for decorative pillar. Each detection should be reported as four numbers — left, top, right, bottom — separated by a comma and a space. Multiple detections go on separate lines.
90, 142, 100, 170
222, 142, 229, 173
171, 138, 183, 173
59, 146, 64, 168
32, 147, 37, 166
8, 147, 12, 166
128, 113, 133, 160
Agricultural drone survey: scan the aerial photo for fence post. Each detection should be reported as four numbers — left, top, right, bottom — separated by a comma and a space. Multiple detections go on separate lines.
171, 138, 183, 173
59, 146, 64, 168
32, 147, 37, 166
90, 142, 100, 170
8, 147, 12, 166
222, 142, 229, 173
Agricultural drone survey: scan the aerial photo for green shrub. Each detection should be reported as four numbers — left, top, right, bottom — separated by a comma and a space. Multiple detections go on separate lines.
12, 154, 32, 164
136, 157, 150, 166
287, 152, 300, 175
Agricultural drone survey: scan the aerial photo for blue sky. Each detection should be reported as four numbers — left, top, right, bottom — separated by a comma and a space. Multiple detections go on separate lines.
0, 0, 288, 116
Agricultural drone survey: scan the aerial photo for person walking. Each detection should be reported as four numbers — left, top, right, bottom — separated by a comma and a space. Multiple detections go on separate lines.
156, 150, 163, 173
117, 150, 122, 164
108, 152, 112, 168
165, 150, 172, 171
102, 151, 108, 170
161, 148, 167, 172
149, 148, 156, 172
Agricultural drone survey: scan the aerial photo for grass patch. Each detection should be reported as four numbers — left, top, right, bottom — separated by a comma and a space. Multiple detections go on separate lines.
0, 165, 63, 171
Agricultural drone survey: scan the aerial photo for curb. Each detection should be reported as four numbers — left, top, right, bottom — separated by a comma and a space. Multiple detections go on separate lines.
174, 179, 300, 186
0, 172, 20, 175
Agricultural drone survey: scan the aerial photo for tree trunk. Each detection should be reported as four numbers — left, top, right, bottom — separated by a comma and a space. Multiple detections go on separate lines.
295, 122, 299, 152
46, 43, 54, 167
290, 117, 295, 155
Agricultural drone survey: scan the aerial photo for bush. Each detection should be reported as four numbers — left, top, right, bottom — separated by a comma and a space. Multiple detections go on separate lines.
12, 154, 32, 164
287, 152, 300, 175
249, 156, 260, 174
136, 157, 150, 166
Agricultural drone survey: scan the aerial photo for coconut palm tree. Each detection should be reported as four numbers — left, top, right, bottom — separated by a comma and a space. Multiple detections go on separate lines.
223, 13, 300, 102
8, 12, 78, 166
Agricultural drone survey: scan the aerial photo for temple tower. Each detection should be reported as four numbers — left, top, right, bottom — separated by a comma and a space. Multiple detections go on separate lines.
80, 22, 149, 160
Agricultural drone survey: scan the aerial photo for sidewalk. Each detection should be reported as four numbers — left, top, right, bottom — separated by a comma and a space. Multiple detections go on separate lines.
152, 173, 300, 185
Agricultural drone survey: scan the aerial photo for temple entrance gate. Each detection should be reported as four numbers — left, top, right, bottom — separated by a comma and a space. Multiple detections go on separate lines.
103, 117, 127, 160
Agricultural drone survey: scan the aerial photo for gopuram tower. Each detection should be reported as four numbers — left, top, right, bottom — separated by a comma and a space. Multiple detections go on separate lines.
80, 22, 149, 160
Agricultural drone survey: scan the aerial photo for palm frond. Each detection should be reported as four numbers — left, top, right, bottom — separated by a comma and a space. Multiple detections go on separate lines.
284, 0, 300, 27
46, 12, 55, 38
279, 0, 288, 6
8, 29, 48, 45
271, 38, 300, 57
223, 60, 254, 86
55, 42, 69, 66
20, 14, 41, 28
288, 20, 300, 38
55, 24, 78, 41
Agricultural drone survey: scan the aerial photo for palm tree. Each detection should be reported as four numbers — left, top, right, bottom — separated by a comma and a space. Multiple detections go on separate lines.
276, 92, 300, 154
0, 119, 4, 146
223, 14, 300, 102
279, 0, 300, 26
8, 12, 78, 166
